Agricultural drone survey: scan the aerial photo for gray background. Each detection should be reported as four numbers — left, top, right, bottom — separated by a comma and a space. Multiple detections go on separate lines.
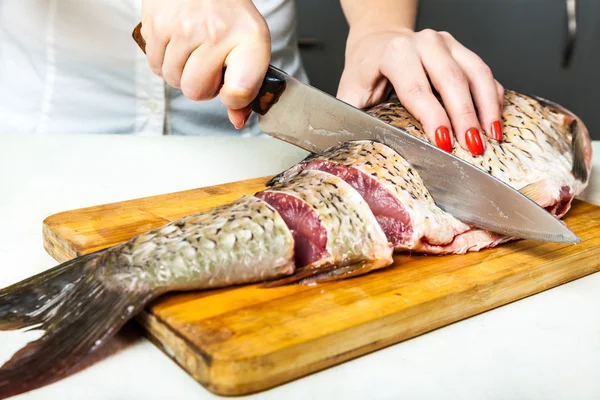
295, 0, 600, 139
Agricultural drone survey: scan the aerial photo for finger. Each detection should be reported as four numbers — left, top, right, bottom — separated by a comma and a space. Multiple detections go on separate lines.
143, 26, 170, 76
496, 80, 505, 109
380, 38, 454, 152
220, 39, 270, 110
417, 31, 484, 155
161, 39, 199, 88
228, 107, 252, 130
446, 39, 502, 141
179, 44, 228, 102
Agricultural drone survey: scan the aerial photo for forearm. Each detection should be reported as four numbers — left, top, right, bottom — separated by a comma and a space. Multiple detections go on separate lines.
339, 0, 417, 32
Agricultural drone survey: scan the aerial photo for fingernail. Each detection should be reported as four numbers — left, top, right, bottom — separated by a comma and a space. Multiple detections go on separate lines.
229, 114, 238, 129
465, 128, 484, 155
232, 114, 250, 130
435, 126, 452, 153
241, 113, 250, 127
490, 120, 503, 141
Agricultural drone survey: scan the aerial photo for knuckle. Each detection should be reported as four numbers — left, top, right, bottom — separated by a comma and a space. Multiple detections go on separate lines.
404, 81, 430, 97
149, 16, 168, 40
444, 64, 467, 86
476, 63, 494, 80
438, 31, 454, 41
178, 17, 228, 45
178, 18, 199, 40
245, 18, 269, 39
418, 28, 441, 43
203, 17, 229, 45
456, 103, 477, 119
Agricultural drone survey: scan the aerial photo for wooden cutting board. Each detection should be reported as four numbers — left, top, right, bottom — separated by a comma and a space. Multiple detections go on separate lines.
42, 176, 600, 396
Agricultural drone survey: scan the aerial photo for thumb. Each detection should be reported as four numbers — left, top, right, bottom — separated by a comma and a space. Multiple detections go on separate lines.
221, 40, 271, 111
336, 68, 368, 108
336, 67, 390, 110
228, 106, 252, 130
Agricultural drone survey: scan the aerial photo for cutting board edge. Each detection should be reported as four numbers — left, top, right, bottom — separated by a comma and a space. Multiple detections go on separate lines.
42, 223, 81, 262
41, 175, 273, 221
134, 246, 600, 396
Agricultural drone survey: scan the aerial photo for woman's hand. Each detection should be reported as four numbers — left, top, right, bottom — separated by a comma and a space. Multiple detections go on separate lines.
141, 0, 271, 129
337, 27, 504, 155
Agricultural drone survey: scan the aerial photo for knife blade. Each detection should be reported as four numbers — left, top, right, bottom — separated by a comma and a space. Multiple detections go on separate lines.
253, 66, 580, 244
129, 23, 579, 244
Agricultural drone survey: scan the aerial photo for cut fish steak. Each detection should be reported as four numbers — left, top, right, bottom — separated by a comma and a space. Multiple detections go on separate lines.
257, 169, 393, 281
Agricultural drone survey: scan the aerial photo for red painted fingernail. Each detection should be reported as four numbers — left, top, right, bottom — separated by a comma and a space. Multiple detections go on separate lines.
490, 120, 503, 141
465, 128, 484, 155
435, 126, 452, 153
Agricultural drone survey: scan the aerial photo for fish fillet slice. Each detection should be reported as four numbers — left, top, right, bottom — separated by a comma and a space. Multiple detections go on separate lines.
257, 169, 394, 271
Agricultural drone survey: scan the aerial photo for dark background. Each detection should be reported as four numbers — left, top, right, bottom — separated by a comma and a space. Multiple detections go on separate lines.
295, 0, 600, 139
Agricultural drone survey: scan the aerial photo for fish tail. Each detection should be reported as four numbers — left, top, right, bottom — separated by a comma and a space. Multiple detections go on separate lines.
0, 251, 154, 399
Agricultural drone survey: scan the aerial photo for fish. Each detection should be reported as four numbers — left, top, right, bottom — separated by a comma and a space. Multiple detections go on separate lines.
269, 90, 592, 254
0, 90, 591, 398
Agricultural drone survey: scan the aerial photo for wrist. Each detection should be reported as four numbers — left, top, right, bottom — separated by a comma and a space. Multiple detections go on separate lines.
348, 21, 413, 42
342, 0, 417, 36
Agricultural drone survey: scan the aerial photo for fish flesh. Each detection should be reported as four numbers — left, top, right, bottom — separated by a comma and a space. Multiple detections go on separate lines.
256, 169, 392, 274
0, 90, 591, 398
270, 90, 592, 254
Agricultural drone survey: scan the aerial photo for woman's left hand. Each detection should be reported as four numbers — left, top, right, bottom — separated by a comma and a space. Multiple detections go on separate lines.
337, 27, 504, 156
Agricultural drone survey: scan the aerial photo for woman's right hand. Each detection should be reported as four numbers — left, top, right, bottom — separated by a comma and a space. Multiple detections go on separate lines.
141, 0, 272, 129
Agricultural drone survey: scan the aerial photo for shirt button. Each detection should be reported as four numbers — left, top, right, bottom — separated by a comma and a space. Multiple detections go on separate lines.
145, 100, 159, 113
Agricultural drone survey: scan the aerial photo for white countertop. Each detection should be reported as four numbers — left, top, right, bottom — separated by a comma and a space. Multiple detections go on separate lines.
1, 133, 599, 400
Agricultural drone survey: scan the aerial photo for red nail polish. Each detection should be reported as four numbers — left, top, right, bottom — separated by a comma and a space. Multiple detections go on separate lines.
490, 120, 503, 141
465, 128, 484, 155
435, 126, 452, 153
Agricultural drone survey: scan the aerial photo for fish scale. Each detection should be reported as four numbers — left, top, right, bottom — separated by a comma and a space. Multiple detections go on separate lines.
367, 90, 587, 193
100, 195, 295, 291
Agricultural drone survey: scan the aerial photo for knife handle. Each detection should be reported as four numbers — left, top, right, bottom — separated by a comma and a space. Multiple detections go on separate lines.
132, 22, 286, 115
248, 66, 287, 115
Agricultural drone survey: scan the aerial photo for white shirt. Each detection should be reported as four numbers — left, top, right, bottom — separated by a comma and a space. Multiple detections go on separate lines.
0, 0, 308, 136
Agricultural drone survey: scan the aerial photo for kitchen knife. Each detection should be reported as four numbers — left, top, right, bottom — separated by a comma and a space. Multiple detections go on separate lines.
132, 23, 580, 244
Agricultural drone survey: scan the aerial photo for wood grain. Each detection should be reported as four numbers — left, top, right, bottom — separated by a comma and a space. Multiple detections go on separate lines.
42, 176, 600, 396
